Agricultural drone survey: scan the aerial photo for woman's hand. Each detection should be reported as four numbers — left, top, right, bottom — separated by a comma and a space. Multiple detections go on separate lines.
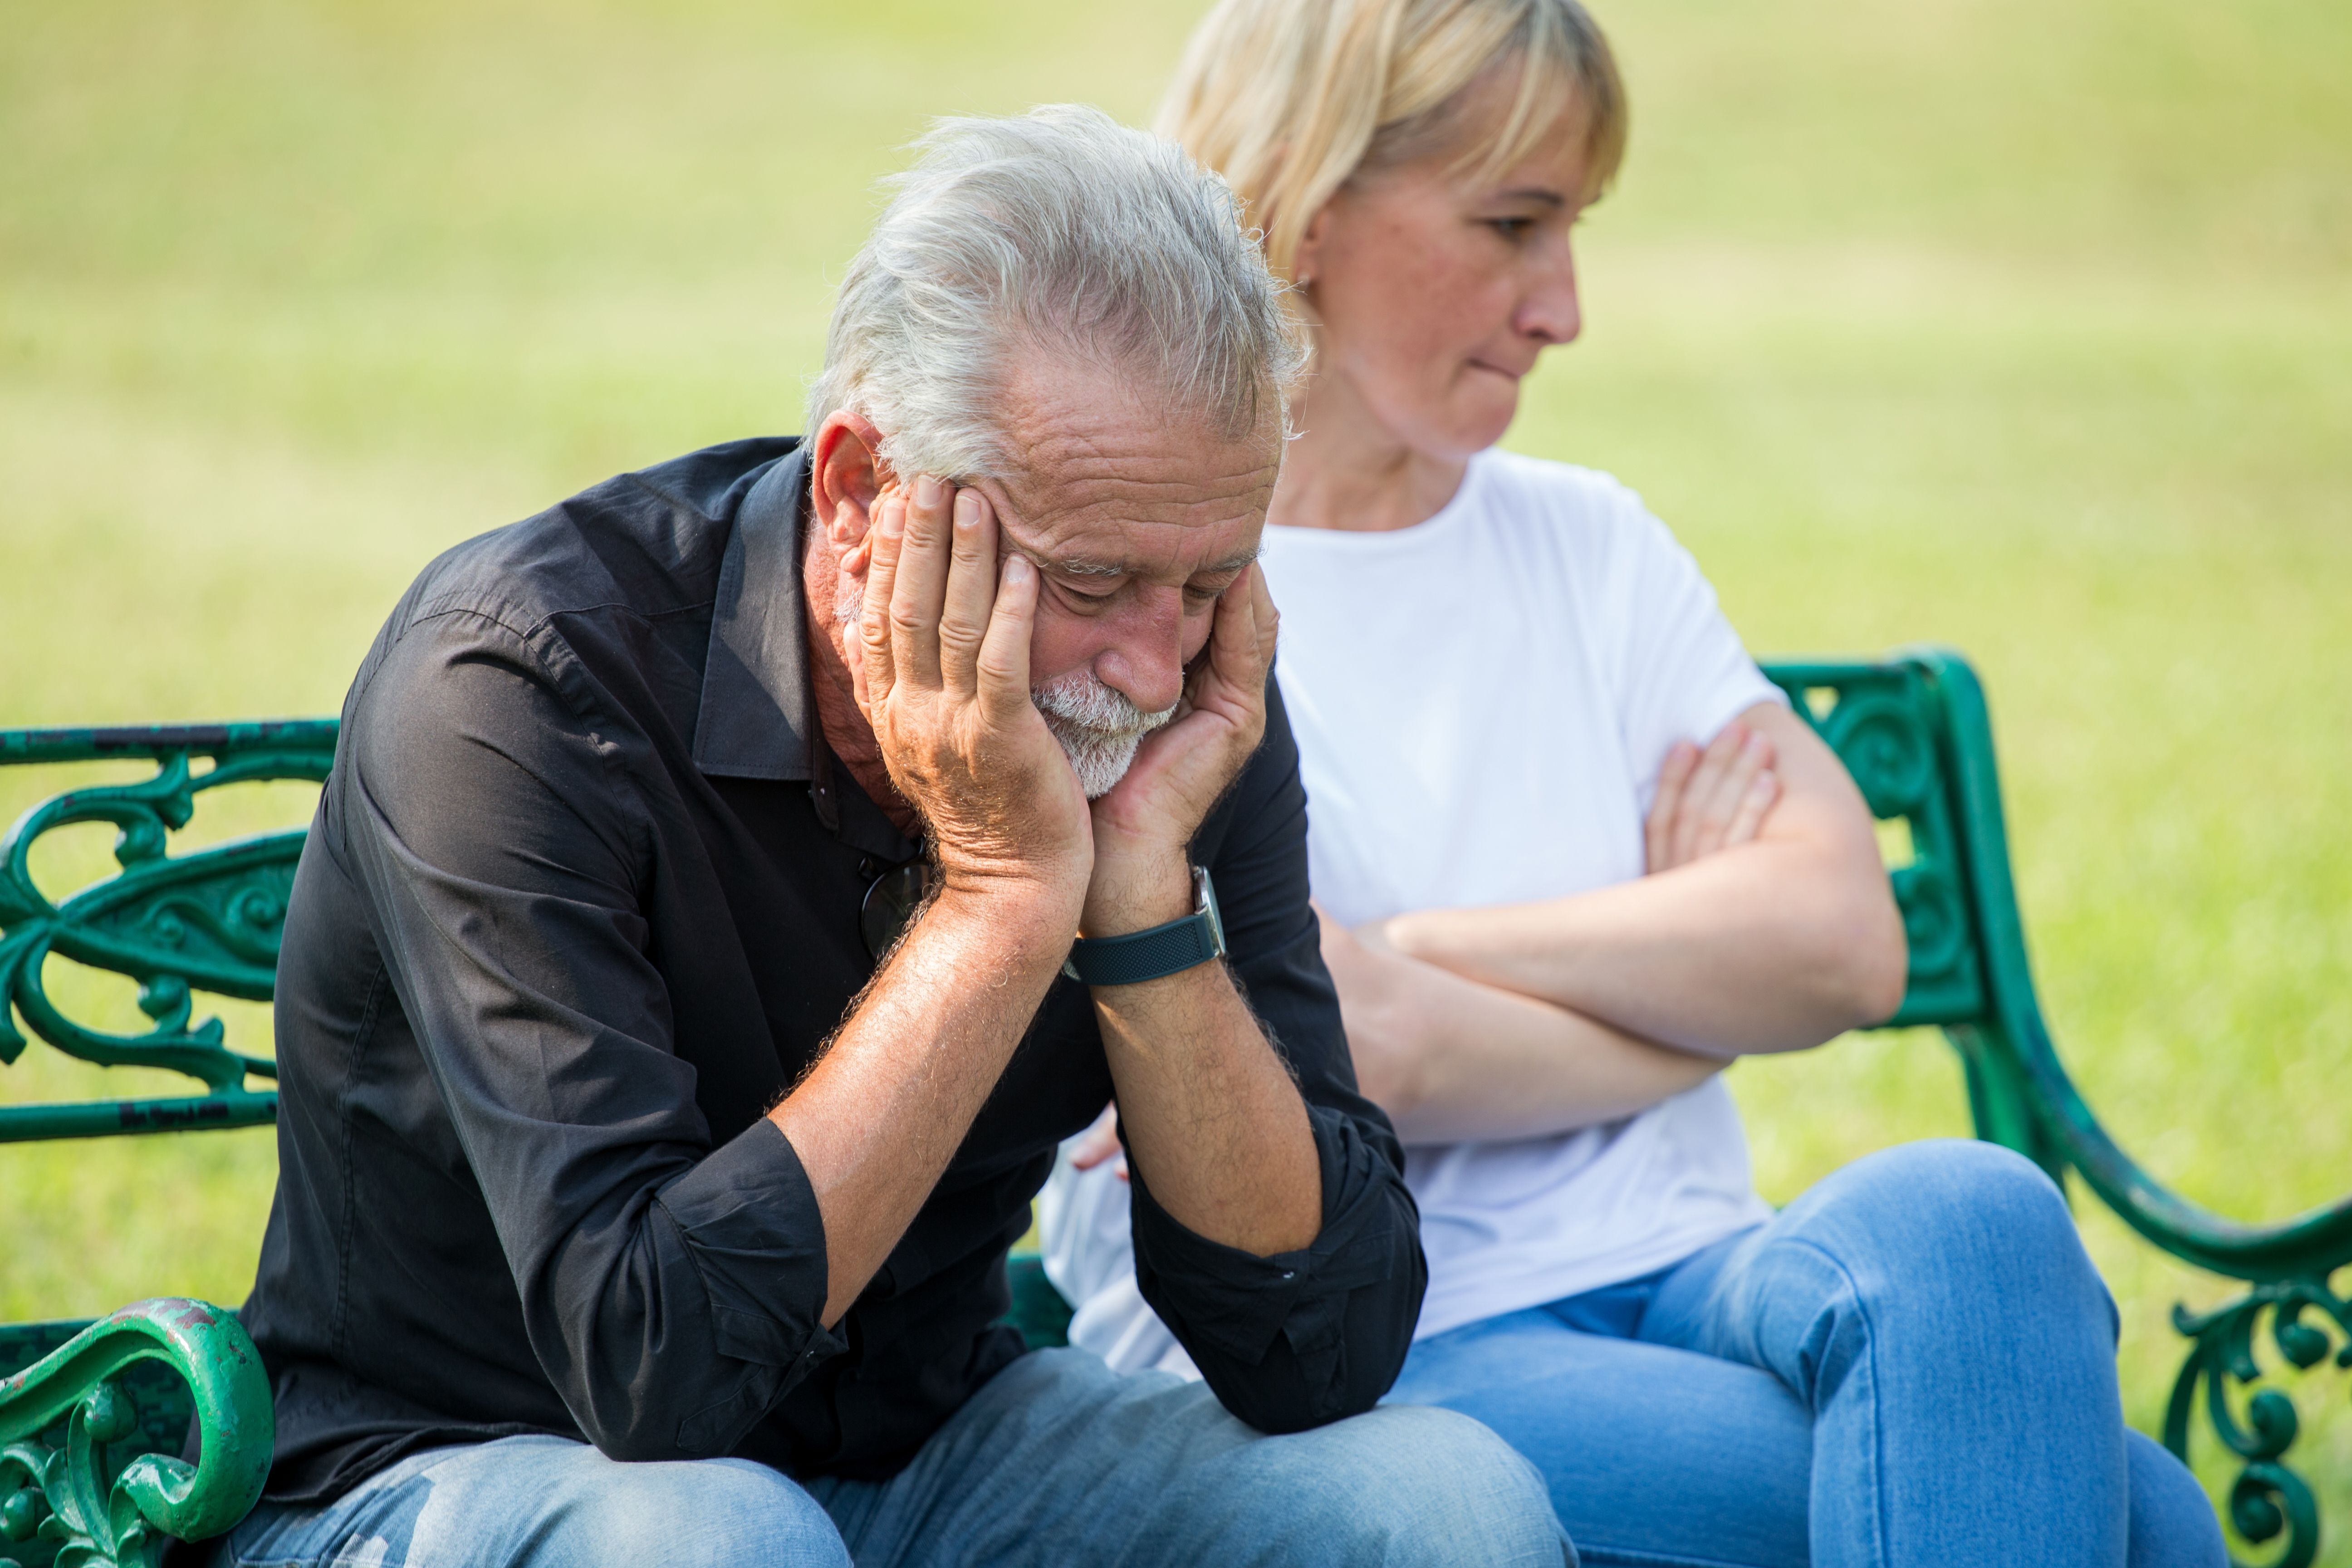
1645, 719, 1779, 874
1068, 1102, 1127, 1181
1370, 704, 1903, 1057
1317, 904, 1426, 1113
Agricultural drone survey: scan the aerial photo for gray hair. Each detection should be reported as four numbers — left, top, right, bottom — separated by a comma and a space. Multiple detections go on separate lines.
805, 104, 1304, 480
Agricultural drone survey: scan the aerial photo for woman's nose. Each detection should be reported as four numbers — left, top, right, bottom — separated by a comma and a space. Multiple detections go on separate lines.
1519, 244, 1583, 346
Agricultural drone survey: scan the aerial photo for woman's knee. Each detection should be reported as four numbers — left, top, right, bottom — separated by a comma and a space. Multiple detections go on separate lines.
2126, 1431, 2225, 1568
1798, 1139, 2095, 1293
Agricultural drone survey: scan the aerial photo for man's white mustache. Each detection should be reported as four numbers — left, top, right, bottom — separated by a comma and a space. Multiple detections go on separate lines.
1031, 670, 1178, 739
1031, 671, 1177, 798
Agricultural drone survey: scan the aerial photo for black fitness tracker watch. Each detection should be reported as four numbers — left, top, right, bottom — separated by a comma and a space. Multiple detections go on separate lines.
1062, 866, 1227, 987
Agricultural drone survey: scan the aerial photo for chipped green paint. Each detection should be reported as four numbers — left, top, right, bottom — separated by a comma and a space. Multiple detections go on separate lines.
0, 1301, 272, 1566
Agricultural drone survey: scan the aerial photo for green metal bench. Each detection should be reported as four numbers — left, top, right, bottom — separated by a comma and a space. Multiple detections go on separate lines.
4, 652, 2345, 1566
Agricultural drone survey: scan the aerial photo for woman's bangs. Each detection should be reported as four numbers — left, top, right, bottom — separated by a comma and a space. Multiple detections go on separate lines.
1461, 41, 1622, 202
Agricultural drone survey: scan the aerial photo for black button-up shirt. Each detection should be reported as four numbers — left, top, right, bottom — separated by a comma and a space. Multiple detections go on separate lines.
242, 437, 1425, 1504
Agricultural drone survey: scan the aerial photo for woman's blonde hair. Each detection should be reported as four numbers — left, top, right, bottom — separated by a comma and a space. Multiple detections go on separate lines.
1157, 0, 1626, 282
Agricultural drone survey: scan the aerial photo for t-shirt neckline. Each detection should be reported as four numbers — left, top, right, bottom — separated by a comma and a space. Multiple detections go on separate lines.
1266, 452, 1490, 550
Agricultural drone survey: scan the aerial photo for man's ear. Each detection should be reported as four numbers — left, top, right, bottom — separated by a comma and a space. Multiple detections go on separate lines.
810, 412, 896, 549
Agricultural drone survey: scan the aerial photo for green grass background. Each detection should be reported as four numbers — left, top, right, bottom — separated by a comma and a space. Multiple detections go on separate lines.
4, 0, 2347, 1554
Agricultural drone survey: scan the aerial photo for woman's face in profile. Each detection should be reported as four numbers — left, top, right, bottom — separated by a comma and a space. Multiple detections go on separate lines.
1298, 85, 1592, 463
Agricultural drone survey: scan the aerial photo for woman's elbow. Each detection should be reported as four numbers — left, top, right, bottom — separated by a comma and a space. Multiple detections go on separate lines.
1836, 879, 1911, 1027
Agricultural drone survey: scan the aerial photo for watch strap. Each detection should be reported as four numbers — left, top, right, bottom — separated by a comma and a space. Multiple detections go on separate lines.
1063, 867, 1225, 987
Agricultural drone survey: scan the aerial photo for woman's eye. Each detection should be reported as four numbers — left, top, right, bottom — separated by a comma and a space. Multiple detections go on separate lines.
1487, 217, 1534, 241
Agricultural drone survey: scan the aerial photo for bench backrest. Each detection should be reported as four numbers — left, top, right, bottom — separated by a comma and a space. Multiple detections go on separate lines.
7, 655, 2343, 1284
0, 722, 331, 1143
0, 661, 1988, 1147
11, 653, 2346, 1567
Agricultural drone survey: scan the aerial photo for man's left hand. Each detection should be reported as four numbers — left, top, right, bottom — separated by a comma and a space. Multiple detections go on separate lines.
1081, 564, 1279, 935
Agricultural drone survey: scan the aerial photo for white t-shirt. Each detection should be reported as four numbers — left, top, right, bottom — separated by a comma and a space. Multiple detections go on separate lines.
1038, 449, 1783, 1370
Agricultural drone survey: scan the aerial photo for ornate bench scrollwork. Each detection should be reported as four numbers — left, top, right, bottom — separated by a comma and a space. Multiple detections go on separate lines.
0, 723, 335, 1144
0, 1302, 272, 1568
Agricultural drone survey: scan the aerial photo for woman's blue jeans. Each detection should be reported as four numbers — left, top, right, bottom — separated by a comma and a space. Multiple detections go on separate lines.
1387, 1139, 2226, 1567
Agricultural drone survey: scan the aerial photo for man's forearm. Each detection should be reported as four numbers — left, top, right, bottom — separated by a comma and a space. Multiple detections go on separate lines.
1093, 957, 1322, 1258
1348, 949, 1722, 1144
770, 884, 1073, 1324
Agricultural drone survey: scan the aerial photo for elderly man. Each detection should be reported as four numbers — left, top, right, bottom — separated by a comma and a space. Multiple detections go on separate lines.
216, 108, 1567, 1567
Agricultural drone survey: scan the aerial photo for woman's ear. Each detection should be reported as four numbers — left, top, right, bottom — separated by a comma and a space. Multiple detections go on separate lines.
1291, 200, 1335, 292
810, 412, 895, 548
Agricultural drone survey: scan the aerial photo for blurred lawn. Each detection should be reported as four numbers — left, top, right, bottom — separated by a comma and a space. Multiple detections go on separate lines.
4, 0, 2347, 1554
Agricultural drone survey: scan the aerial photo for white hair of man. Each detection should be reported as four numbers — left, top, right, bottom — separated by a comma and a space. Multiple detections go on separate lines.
808, 104, 1304, 797
805, 102, 1304, 484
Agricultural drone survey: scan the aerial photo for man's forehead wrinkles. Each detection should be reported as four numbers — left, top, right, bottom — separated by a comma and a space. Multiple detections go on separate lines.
999, 463, 1279, 510
1010, 434, 1271, 470
987, 464, 1276, 542
980, 359, 1281, 585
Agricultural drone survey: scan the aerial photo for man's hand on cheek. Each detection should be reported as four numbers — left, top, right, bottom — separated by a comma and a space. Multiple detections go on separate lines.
1081, 564, 1279, 936
857, 475, 1096, 910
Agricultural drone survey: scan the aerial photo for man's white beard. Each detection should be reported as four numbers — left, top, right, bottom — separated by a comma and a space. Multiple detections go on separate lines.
1032, 669, 1176, 799
842, 594, 1171, 798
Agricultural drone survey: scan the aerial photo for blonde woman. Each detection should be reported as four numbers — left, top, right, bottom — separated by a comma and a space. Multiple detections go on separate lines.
1039, 2, 2224, 1562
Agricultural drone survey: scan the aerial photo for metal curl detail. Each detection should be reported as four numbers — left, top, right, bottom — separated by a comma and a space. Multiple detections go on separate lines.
0, 743, 327, 1098
2165, 1274, 2351, 1568
1890, 862, 1966, 980
1823, 692, 1936, 817
0, 1302, 273, 1568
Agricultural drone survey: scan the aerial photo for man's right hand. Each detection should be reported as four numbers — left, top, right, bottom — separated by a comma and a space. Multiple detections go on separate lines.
853, 475, 1093, 908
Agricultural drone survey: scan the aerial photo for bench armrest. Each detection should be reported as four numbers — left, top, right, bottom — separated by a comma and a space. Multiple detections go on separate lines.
0, 1300, 271, 1568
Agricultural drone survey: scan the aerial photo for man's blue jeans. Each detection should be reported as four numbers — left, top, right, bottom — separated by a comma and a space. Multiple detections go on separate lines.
211, 1346, 1569, 1567
1387, 1139, 2227, 1567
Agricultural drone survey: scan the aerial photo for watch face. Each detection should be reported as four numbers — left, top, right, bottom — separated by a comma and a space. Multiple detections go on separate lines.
860, 862, 932, 960
1196, 866, 1226, 956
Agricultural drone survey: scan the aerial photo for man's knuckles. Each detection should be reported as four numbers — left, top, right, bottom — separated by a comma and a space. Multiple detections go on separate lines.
936, 619, 987, 658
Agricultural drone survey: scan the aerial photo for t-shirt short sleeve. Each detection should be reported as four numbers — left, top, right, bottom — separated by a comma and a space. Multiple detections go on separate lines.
1589, 478, 1786, 808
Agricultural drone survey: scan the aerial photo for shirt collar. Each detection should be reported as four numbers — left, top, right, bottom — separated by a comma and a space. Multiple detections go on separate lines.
691, 442, 918, 863
693, 443, 816, 782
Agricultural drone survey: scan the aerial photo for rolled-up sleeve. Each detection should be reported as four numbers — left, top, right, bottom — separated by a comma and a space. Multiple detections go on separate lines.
1129, 677, 1426, 1431
338, 605, 839, 1461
